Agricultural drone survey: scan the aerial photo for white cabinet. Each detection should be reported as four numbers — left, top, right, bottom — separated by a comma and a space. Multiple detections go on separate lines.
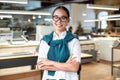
94, 37, 119, 61
99, 39, 114, 61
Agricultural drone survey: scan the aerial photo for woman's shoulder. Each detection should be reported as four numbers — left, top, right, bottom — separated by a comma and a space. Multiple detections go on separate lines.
73, 38, 80, 42
69, 37, 80, 44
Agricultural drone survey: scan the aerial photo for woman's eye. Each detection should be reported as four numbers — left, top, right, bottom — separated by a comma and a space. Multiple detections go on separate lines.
54, 16, 59, 19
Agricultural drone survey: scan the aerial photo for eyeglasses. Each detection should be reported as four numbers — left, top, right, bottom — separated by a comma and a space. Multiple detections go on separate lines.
52, 15, 68, 22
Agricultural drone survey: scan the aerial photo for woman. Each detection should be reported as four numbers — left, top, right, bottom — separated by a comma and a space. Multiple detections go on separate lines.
37, 6, 81, 80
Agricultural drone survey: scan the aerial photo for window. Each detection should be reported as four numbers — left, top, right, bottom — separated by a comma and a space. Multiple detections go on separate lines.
98, 11, 108, 29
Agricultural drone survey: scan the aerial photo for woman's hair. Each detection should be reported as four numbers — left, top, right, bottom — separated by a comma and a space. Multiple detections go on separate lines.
68, 26, 73, 32
52, 6, 70, 18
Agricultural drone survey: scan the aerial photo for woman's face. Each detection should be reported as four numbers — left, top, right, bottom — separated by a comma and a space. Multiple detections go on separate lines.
52, 8, 70, 32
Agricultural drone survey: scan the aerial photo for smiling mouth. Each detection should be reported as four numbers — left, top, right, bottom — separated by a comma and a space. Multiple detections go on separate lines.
57, 25, 63, 28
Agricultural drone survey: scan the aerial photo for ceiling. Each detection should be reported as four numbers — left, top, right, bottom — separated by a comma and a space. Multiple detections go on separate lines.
0, 0, 119, 13
0, 0, 120, 11
0, 0, 93, 10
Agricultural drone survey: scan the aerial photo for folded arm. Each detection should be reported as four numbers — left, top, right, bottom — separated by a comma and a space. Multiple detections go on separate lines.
37, 55, 80, 72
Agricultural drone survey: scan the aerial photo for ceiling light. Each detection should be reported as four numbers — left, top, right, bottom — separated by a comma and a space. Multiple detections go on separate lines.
38, 15, 41, 18
84, 19, 100, 22
101, 14, 120, 19
28, 19, 31, 22
82, 13, 87, 16
87, 4, 119, 11
0, 17, 3, 19
0, 0, 28, 4
105, 18, 120, 21
0, 15, 12, 18
32, 16, 36, 19
44, 18, 52, 22
0, 10, 51, 15
84, 18, 120, 22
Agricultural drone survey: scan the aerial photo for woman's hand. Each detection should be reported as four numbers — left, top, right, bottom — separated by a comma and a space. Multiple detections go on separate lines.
66, 54, 77, 63
37, 58, 54, 70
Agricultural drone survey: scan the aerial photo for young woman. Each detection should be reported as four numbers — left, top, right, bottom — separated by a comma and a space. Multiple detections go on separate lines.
37, 6, 81, 80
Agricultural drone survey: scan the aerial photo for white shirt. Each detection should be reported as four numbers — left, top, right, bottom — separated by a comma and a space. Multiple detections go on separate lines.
37, 31, 81, 80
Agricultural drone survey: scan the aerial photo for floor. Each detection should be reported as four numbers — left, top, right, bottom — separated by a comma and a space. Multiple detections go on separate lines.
80, 61, 114, 80
0, 60, 116, 80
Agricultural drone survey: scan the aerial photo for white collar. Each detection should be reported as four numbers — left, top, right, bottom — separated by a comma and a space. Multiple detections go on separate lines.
53, 31, 66, 40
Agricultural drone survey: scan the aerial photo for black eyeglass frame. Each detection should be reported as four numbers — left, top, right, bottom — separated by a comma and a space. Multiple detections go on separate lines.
52, 15, 68, 22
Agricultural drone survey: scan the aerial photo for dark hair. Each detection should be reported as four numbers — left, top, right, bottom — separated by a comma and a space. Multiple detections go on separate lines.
52, 6, 70, 18
68, 26, 73, 32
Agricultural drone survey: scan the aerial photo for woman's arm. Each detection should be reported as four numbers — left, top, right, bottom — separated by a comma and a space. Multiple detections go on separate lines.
37, 65, 58, 71
52, 55, 80, 72
37, 38, 81, 72
37, 55, 80, 72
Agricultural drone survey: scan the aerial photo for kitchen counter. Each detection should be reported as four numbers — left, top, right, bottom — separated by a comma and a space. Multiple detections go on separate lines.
0, 53, 38, 69
0, 40, 39, 69
0, 52, 38, 60
0, 41, 39, 49
0, 41, 39, 54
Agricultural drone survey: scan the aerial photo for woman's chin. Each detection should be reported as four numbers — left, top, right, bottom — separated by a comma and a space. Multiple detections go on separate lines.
58, 28, 65, 31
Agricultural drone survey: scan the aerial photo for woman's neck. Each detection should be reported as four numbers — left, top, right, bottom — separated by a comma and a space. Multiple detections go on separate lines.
55, 30, 66, 36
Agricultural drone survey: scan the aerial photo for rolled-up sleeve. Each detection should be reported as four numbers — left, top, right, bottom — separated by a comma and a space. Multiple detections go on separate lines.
37, 40, 49, 62
69, 38, 81, 62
